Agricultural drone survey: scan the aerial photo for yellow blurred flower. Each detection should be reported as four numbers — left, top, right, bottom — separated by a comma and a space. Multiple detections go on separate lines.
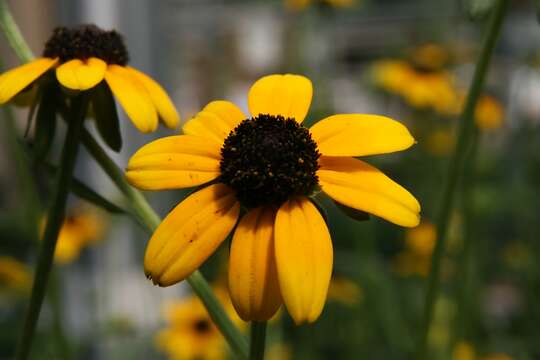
394, 221, 436, 277
474, 95, 504, 131
426, 129, 455, 156
371, 58, 458, 114
410, 43, 450, 71
327, 276, 363, 306
44, 208, 105, 264
285, 0, 355, 11
156, 289, 245, 360
501, 241, 532, 270
266, 343, 292, 360
0, 256, 32, 293
453, 341, 476, 360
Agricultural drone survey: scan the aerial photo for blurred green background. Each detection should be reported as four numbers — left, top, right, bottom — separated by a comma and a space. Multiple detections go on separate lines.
1, 0, 539, 359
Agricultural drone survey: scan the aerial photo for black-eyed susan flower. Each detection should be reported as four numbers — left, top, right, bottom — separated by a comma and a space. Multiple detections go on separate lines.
156, 289, 244, 360
371, 44, 459, 114
43, 208, 105, 264
0, 24, 179, 147
0, 257, 32, 294
126, 74, 420, 324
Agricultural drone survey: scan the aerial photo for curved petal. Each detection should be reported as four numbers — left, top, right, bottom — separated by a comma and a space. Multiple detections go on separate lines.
229, 207, 282, 321
144, 184, 240, 286
318, 156, 420, 227
183, 100, 246, 144
126, 66, 180, 129
0, 58, 57, 104
248, 74, 312, 123
309, 114, 415, 156
275, 197, 333, 324
126, 135, 222, 190
104, 65, 158, 133
56, 57, 106, 91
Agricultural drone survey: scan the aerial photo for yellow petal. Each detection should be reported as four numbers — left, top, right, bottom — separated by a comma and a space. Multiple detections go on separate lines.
104, 65, 158, 133
275, 197, 333, 324
0, 58, 57, 104
248, 74, 312, 123
229, 207, 282, 321
144, 184, 240, 286
309, 114, 415, 156
126, 66, 180, 129
183, 100, 246, 144
126, 135, 222, 190
318, 156, 420, 227
55, 57, 106, 91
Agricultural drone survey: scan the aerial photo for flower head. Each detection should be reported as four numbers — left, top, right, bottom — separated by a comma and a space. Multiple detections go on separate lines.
0, 24, 179, 142
156, 289, 243, 360
126, 74, 420, 324
45, 208, 105, 264
0, 256, 32, 294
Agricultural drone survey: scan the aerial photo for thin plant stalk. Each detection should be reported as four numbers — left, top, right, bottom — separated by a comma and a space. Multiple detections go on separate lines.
416, 0, 509, 358
0, 4, 248, 357
80, 130, 249, 359
249, 321, 267, 360
453, 127, 480, 345
15, 95, 88, 360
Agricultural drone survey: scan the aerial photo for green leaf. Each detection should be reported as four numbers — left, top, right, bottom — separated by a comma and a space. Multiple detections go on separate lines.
33, 82, 57, 161
333, 201, 370, 222
91, 82, 122, 152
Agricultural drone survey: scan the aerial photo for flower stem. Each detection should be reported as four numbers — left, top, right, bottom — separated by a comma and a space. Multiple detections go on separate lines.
416, 1, 508, 358
0, 0, 34, 63
80, 130, 249, 359
15, 95, 88, 360
249, 321, 267, 360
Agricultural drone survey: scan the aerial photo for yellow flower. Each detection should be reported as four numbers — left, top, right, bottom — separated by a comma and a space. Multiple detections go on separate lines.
127, 74, 420, 324
453, 341, 476, 360
156, 289, 244, 360
394, 221, 440, 277
426, 129, 455, 156
327, 276, 363, 306
474, 95, 504, 131
371, 59, 458, 114
0, 24, 179, 133
52, 209, 105, 264
266, 343, 292, 360
409, 43, 450, 71
0, 256, 32, 293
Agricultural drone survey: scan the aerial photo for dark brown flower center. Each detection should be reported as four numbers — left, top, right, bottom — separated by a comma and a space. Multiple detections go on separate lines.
220, 114, 320, 208
43, 24, 129, 65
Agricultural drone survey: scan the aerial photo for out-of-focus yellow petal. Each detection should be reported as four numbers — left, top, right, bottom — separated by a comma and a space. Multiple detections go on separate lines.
229, 207, 282, 321
183, 100, 246, 144
56, 57, 106, 91
104, 65, 158, 133
0, 58, 57, 104
309, 114, 415, 157
475, 95, 504, 131
126, 135, 222, 190
318, 156, 420, 227
144, 184, 240, 286
248, 74, 312, 123
126, 66, 180, 129
274, 197, 332, 324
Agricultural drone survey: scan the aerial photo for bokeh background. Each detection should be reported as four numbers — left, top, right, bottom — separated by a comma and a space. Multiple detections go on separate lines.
1, 0, 539, 359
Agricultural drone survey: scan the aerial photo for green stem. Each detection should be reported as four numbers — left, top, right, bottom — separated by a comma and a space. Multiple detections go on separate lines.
15, 95, 88, 360
249, 321, 267, 360
49, 270, 72, 360
416, 1, 508, 358
0, 0, 34, 63
453, 128, 480, 345
80, 130, 249, 359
